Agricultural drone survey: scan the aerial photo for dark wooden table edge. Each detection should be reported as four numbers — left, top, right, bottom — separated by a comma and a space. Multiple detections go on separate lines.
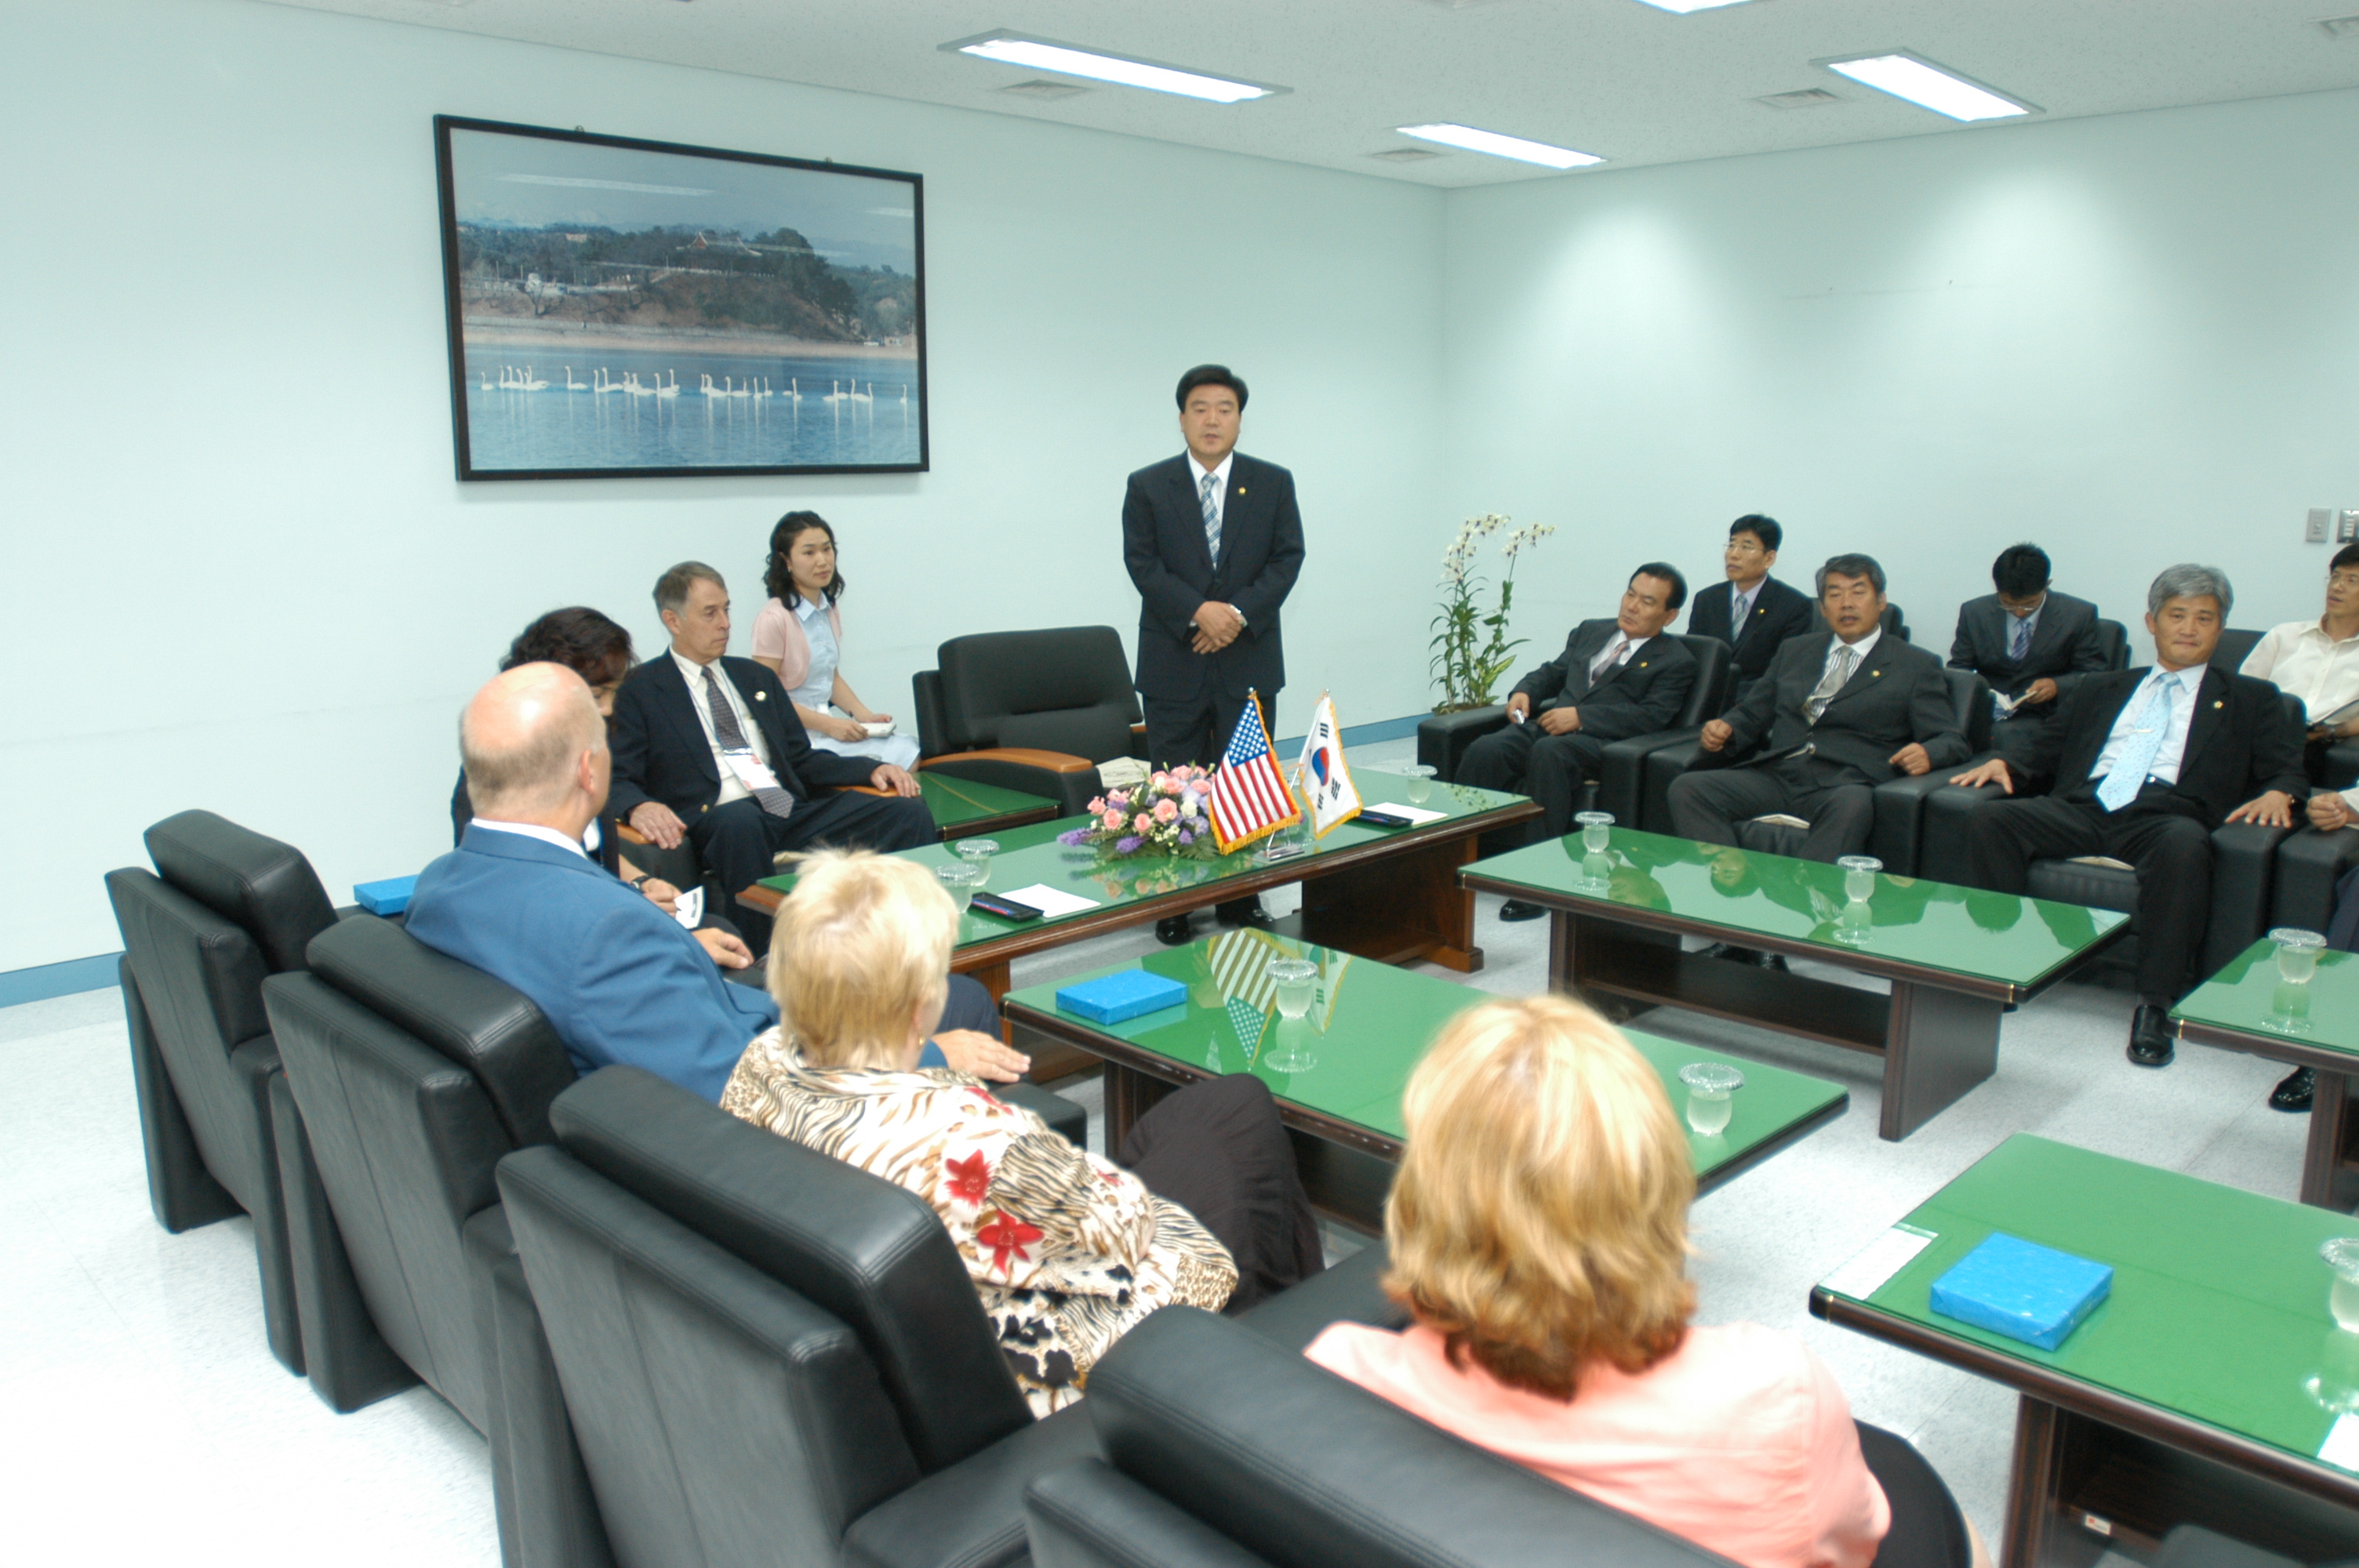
2174, 1018, 2359, 1076
1462, 869, 2128, 1005
1809, 1288, 2359, 1513
1693, 1091, 1849, 1197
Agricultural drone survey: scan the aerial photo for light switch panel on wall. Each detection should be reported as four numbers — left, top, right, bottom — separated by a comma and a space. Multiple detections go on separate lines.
2311, 508, 2333, 543
2342, 510, 2359, 543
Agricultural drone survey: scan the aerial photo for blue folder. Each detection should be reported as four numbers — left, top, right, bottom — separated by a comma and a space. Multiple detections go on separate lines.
1056, 970, 1188, 1025
354, 875, 418, 918
1928, 1232, 2112, 1352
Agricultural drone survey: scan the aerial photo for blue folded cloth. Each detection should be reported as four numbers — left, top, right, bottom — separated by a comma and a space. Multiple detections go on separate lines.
354, 875, 419, 917
1056, 970, 1188, 1025
1928, 1232, 2112, 1352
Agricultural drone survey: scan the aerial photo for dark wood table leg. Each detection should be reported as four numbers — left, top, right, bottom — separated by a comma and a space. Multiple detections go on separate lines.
1881, 979, 2003, 1142
1299, 830, 1484, 973
1101, 1062, 1176, 1153
2302, 1069, 2359, 1210
2004, 1397, 2107, 1568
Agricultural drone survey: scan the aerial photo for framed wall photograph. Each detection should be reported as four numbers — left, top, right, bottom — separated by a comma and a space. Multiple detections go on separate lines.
434, 115, 927, 481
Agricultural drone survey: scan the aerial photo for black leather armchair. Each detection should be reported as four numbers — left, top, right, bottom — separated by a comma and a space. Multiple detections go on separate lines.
1416, 634, 1734, 831
105, 809, 340, 1374
915, 626, 1147, 815
1023, 1305, 1739, 1568
2270, 827, 2359, 936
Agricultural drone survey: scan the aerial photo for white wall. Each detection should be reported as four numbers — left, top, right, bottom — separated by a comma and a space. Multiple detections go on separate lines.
0, 0, 1446, 969
1439, 88, 2359, 660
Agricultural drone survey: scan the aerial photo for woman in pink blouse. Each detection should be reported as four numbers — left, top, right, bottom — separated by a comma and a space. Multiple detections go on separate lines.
1307, 994, 1983, 1568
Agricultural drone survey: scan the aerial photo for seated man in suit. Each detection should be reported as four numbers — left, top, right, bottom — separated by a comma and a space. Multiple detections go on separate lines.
1456, 563, 1698, 921
610, 561, 936, 954
1950, 564, 2303, 1070
2242, 542, 2359, 784
408, 662, 1023, 1101
1948, 543, 2111, 771
1670, 553, 1968, 866
1685, 514, 1814, 711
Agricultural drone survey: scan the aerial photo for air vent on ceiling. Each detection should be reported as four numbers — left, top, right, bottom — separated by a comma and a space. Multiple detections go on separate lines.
1757, 88, 1843, 110
2320, 15, 2359, 39
998, 78, 1089, 100
1371, 147, 1445, 162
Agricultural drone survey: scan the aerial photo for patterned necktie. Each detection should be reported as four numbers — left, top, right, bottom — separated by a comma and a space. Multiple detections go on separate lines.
2096, 675, 2176, 812
1199, 471, 1221, 563
1587, 633, 1632, 685
703, 666, 794, 819
2009, 615, 2031, 662
1805, 644, 1859, 724
1730, 589, 1753, 645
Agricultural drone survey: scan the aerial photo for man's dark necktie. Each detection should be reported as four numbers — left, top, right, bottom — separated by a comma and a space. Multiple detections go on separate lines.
703, 666, 794, 820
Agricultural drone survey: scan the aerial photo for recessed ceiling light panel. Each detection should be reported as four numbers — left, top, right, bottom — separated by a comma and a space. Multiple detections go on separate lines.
942, 32, 1286, 103
1395, 123, 1601, 169
1818, 52, 2036, 122
1630, 0, 1758, 13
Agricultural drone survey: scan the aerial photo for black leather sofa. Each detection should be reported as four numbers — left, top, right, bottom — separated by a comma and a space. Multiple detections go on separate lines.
1415, 633, 1735, 832
105, 809, 342, 1374
1024, 1305, 1743, 1568
914, 626, 1147, 815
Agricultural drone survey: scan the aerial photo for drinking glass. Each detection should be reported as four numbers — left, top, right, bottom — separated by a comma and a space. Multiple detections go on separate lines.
1577, 851, 1612, 895
1837, 855, 1882, 905
2275, 927, 2328, 984
954, 838, 999, 887
2323, 1238, 2359, 1332
1398, 764, 1437, 805
1677, 1062, 1744, 1137
2268, 979, 2316, 1037
1834, 899, 1874, 946
1576, 811, 1614, 854
935, 862, 984, 913
1268, 957, 1318, 1020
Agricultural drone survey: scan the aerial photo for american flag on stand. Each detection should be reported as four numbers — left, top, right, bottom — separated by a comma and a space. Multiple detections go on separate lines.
1208, 690, 1303, 853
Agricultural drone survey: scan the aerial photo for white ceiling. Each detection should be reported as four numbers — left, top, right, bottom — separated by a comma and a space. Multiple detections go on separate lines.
264, 0, 2359, 187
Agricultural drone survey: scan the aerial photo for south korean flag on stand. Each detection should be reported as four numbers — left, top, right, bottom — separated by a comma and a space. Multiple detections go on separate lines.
1294, 691, 1362, 840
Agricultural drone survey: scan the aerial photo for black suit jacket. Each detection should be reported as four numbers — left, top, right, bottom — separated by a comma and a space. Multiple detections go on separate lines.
607, 654, 877, 826
1714, 631, 1969, 785
1510, 620, 1698, 743
2010, 666, 2306, 823
1123, 452, 1305, 700
1948, 591, 2110, 701
1687, 575, 1814, 688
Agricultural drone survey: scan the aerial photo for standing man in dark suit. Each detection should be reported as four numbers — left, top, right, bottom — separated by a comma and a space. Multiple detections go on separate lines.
1457, 564, 1698, 920
1670, 554, 1969, 862
1949, 543, 2112, 771
1124, 365, 1306, 944
1951, 564, 2303, 1069
608, 561, 936, 954
1685, 515, 1814, 710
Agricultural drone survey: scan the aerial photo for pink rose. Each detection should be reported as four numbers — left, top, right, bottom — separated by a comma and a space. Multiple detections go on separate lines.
1154, 799, 1179, 823
1103, 809, 1125, 829
1132, 812, 1154, 834
1087, 796, 1106, 815
1150, 771, 1172, 791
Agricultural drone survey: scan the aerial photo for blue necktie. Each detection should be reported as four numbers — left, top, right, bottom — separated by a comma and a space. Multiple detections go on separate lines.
1199, 472, 1221, 563
2096, 676, 2175, 812
2009, 615, 2030, 662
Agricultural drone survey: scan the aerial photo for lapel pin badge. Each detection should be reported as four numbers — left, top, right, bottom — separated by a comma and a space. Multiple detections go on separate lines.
755, 691, 766, 702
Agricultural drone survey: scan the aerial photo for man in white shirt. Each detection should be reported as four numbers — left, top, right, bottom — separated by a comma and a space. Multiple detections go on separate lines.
2244, 543, 2359, 783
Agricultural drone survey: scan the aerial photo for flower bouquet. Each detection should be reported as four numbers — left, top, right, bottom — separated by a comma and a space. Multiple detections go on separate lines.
1058, 767, 1219, 858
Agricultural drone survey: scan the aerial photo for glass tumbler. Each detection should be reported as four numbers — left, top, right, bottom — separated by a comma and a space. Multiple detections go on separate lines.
2275, 928, 2328, 984
935, 862, 984, 913
954, 838, 999, 887
1837, 855, 1882, 905
1576, 811, 1614, 854
1398, 764, 1437, 805
1677, 1062, 1744, 1137
2324, 1238, 2359, 1332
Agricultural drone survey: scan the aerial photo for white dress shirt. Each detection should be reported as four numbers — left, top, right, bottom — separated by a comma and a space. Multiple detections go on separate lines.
470, 818, 590, 859
1187, 450, 1235, 534
672, 648, 772, 808
2093, 666, 2204, 788
2243, 618, 2359, 723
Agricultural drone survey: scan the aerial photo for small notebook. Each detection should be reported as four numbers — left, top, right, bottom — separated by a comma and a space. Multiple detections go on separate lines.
1928, 1232, 2112, 1352
354, 875, 417, 917
1056, 970, 1187, 1025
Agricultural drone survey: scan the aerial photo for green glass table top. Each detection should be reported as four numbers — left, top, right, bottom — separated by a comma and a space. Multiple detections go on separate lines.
756, 775, 1530, 948
1468, 826, 2127, 989
915, 772, 1057, 829
2172, 942, 2359, 1055
1004, 934, 1847, 1180
1822, 1134, 2359, 1468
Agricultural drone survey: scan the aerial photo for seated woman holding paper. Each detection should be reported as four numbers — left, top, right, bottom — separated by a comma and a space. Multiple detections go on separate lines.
722, 849, 1322, 1416
751, 510, 921, 771
1307, 993, 1985, 1568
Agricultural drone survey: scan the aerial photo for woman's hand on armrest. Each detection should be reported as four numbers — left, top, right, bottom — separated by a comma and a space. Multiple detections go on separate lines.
933, 1029, 1030, 1083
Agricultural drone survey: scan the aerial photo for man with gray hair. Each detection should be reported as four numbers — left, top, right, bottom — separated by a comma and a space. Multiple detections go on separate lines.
609, 561, 936, 955
1951, 564, 2305, 1069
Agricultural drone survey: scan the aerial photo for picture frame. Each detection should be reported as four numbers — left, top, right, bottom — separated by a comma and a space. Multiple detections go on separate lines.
434, 115, 927, 481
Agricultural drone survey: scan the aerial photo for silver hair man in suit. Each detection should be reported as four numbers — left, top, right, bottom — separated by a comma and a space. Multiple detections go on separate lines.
1948, 543, 2111, 771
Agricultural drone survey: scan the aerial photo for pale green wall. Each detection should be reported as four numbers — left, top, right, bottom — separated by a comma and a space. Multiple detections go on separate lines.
2, 0, 1447, 968
1439, 88, 2359, 661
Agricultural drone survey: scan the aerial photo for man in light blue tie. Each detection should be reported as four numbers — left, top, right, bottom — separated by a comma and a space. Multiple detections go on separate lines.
1951, 564, 2306, 1066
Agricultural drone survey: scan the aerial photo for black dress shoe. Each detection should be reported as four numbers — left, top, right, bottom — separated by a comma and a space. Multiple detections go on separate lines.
1757, 951, 1790, 974
1499, 899, 1548, 923
2272, 1065, 2317, 1112
2126, 1004, 2175, 1068
1698, 943, 1755, 964
1214, 899, 1276, 931
1154, 914, 1194, 946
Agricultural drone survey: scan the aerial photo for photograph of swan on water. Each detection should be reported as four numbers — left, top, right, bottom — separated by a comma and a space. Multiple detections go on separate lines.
434, 115, 926, 481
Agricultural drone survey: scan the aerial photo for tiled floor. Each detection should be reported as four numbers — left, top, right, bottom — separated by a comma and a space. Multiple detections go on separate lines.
4, 739, 2310, 1562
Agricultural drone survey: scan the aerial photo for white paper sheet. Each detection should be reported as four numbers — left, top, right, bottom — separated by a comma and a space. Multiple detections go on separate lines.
1820, 1224, 1937, 1301
2321, 1414, 2359, 1471
1379, 805, 1450, 826
673, 886, 704, 930
1000, 883, 1101, 919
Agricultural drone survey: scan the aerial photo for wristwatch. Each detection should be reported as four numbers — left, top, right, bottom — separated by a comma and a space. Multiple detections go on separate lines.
628, 873, 654, 891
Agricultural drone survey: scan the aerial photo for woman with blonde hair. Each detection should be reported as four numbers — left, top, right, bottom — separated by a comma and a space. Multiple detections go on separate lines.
1308, 994, 1979, 1568
722, 849, 1322, 1416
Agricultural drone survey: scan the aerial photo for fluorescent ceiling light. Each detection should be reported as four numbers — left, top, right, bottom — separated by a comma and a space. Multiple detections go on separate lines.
1629, 0, 1757, 13
1396, 123, 1601, 169
1819, 53, 2034, 122
943, 32, 1283, 103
